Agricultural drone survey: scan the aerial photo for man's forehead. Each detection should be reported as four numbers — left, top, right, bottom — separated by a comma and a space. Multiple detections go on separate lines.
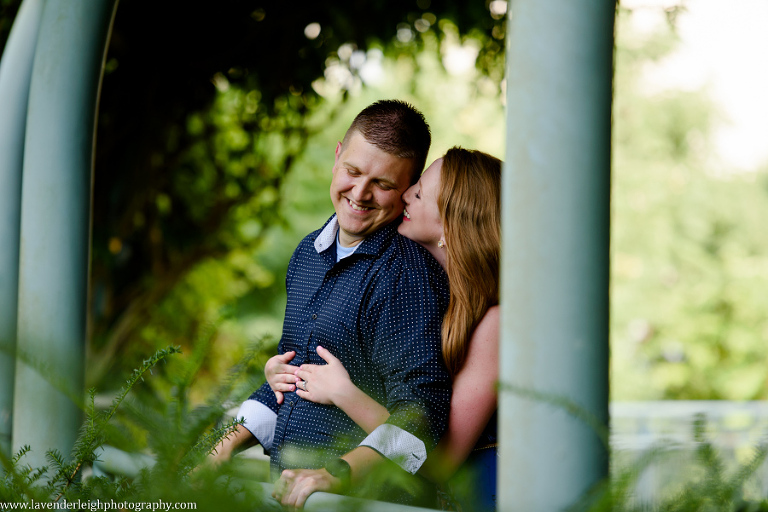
342, 136, 416, 183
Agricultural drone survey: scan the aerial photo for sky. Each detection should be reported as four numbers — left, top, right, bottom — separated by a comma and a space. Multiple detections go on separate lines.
626, 0, 768, 172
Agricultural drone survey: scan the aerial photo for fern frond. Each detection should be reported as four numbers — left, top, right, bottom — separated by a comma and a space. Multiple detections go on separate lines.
49, 346, 181, 500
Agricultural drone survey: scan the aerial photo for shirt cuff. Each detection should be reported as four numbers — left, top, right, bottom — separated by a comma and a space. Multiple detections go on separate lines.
359, 424, 427, 474
236, 399, 277, 451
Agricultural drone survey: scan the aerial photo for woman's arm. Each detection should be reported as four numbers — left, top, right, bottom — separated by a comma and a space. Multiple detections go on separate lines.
295, 346, 390, 434
420, 306, 499, 482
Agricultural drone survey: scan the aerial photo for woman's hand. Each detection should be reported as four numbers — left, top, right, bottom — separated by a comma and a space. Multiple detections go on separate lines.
265, 351, 298, 404
296, 346, 390, 434
294, 346, 352, 406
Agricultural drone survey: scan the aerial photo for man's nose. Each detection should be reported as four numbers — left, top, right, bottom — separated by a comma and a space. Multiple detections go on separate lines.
350, 180, 373, 202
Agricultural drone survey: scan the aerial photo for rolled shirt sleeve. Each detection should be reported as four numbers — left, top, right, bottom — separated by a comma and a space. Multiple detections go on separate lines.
236, 399, 277, 452
360, 424, 428, 474
239, 381, 280, 452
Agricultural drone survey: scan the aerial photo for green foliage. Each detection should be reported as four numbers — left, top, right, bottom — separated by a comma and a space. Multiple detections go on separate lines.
611, 5, 768, 400
4, 349, 768, 511
494, 386, 768, 511
607, 415, 768, 511
0, 345, 274, 510
581, 437, 768, 512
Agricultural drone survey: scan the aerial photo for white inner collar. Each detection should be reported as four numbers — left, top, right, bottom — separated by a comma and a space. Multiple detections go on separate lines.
313, 215, 360, 262
313, 216, 339, 253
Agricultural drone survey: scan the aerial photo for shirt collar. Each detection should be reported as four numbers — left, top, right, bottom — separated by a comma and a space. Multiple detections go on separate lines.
314, 216, 339, 253
313, 215, 399, 257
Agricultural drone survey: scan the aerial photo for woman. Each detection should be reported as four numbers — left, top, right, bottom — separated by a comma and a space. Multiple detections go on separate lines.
267, 146, 501, 511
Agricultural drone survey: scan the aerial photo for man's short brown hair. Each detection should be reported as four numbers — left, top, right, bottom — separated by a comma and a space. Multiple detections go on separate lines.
341, 100, 431, 184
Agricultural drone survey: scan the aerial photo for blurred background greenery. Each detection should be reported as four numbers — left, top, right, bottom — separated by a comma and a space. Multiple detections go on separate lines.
1, 0, 766, 405
611, 3, 768, 401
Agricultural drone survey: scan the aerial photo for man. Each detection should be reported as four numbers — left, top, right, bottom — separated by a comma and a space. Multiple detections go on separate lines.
212, 100, 451, 508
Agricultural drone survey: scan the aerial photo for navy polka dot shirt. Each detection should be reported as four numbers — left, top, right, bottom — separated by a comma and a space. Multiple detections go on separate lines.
240, 215, 451, 476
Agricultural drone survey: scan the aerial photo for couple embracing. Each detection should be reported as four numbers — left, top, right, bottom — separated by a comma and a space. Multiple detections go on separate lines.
212, 100, 501, 512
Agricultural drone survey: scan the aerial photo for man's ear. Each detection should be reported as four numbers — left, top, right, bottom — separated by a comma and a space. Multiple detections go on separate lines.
331, 142, 343, 177
334, 141, 343, 164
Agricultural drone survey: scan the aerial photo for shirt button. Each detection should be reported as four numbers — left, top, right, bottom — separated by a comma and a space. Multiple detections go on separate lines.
311, 314, 317, 319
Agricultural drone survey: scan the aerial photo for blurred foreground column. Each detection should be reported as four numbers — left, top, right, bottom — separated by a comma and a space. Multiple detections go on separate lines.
499, 1, 614, 510
0, 0, 45, 457
13, 0, 118, 468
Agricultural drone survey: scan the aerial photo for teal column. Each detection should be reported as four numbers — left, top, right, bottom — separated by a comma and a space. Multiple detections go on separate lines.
499, 0, 614, 510
0, 0, 45, 457
12, 0, 118, 469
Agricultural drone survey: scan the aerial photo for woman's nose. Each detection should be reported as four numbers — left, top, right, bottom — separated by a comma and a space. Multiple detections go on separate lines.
401, 184, 416, 204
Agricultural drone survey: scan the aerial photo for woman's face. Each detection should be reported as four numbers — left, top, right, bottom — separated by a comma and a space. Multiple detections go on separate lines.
397, 158, 444, 248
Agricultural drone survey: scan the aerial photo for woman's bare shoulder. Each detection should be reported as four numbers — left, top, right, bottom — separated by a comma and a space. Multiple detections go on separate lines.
479, 305, 500, 328
472, 306, 500, 344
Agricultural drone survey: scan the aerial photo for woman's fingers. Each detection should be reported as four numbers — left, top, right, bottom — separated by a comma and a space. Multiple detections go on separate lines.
274, 372, 297, 383
294, 368, 309, 381
275, 362, 299, 374
268, 371, 297, 400
276, 350, 296, 363
315, 345, 339, 364
272, 381, 296, 392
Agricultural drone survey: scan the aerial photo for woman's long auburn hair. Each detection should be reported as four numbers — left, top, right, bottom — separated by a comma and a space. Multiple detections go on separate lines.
438, 147, 502, 375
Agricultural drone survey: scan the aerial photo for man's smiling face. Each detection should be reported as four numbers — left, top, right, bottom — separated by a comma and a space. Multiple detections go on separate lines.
330, 131, 415, 247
